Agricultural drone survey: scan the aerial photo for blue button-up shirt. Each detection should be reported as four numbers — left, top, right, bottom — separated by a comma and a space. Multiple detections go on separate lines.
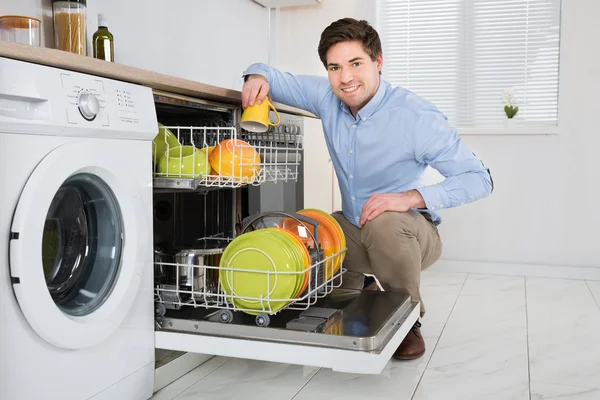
243, 63, 493, 227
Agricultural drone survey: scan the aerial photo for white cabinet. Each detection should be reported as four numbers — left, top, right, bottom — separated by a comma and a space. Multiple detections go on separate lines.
302, 116, 343, 213
302, 117, 334, 213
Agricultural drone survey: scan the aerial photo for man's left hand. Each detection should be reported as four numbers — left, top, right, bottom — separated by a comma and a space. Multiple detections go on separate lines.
359, 190, 426, 227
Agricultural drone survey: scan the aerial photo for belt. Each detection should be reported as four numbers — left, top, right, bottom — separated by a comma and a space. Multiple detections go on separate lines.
420, 212, 433, 223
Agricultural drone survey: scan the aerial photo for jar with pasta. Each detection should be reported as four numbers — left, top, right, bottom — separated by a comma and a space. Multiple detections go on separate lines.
53, 0, 87, 56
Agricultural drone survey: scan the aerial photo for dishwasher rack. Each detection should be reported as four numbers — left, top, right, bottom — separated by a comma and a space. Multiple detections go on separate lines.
152, 124, 302, 189
153, 213, 346, 327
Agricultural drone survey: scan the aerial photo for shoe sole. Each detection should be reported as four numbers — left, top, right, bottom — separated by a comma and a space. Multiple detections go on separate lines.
392, 349, 426, 361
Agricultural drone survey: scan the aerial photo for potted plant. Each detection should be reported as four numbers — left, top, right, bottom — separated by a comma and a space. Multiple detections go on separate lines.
503, 88, 519, 126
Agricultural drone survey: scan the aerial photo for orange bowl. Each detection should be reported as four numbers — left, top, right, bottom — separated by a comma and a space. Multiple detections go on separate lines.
201, 146, 216, 175
208, 139, 261, 182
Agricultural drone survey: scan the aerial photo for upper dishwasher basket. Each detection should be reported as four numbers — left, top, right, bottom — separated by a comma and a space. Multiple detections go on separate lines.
152, 125, 303, 189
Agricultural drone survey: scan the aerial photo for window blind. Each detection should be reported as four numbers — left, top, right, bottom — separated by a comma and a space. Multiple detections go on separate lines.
378, 0, 561, 127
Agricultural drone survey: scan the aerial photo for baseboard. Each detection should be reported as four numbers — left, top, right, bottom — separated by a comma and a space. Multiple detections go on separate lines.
90, 361, 154, 400
430, 259, 600, 281
153, 352, 213, 393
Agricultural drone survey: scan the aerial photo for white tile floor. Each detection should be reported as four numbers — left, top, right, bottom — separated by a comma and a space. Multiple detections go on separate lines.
151, 271, 600, 400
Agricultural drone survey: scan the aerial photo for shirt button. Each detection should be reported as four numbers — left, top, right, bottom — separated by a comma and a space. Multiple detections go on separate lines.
352, 124, 357, 128
352, 196, 356, 200
440, 204, 444, 208
349, 175, 354, 179
431, 206, 436, 210
349, 150, 353, 154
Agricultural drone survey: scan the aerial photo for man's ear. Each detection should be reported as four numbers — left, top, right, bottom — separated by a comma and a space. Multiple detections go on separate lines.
376, 53, 383, 72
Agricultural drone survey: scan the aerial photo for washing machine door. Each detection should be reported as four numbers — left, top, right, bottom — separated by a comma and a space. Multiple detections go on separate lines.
9, 140, 149, 349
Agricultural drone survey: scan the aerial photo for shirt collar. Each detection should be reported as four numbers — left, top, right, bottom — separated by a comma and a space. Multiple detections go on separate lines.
339, 76, 387, 121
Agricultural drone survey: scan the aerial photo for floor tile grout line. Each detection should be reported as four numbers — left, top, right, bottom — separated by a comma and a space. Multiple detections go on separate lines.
525, 276, 532, 400
530, 380, 600, 390
430, 269, 598, 283
410, 272, 470, 399
289, 367, 322, 400
167, 357, 230, 400
585, 281, 600, 311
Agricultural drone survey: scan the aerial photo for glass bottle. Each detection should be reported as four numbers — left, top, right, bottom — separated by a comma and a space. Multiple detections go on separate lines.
93, 14, 114, 62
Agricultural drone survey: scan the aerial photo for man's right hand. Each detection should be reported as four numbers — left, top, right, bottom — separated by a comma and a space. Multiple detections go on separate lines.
242, 75, 270, 109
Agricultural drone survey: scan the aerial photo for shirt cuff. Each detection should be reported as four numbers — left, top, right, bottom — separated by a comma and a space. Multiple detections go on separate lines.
242, 63, 271, 81
415, 184, 450, 212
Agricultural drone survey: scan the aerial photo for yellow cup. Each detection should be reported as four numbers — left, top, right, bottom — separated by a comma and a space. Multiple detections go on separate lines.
240, 99, 281, 133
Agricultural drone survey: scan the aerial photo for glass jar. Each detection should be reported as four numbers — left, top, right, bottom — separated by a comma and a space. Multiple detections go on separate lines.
0, 15, 41, 46
53, 0, 87, 55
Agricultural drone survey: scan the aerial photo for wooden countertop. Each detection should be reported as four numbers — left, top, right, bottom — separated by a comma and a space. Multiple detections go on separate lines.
0, 41, 316, 118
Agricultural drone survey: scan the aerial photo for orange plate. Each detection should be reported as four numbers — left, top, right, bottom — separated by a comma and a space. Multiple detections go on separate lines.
268, 228, 310, 297
281, 211, 341, 281
300, 208, 346, 272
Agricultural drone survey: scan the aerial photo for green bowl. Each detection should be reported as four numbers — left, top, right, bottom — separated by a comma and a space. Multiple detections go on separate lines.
157, 146, 210, 178
152, 123, 181, 164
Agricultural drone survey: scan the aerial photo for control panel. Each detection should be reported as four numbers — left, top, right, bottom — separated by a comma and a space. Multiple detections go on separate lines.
0, 56, 155, 139
61, 73, 108, 125
269, 111, 304, 137
58, 69, 157, 139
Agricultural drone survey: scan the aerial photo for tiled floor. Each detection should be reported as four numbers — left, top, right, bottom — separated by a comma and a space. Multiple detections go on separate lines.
152, 271, 600, 400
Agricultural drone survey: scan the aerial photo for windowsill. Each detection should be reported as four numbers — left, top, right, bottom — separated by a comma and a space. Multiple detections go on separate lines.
457, 126, 560, 136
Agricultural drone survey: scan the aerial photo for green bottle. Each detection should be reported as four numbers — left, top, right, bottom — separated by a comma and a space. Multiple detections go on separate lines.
93, 14, 114, 62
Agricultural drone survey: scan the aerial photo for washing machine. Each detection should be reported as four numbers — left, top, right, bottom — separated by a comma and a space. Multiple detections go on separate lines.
0, 57, 156, 400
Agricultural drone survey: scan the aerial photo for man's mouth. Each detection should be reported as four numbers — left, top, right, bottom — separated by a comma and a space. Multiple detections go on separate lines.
341, 85, 359, 93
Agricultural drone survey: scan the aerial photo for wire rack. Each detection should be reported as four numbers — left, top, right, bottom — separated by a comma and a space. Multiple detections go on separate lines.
152, 125, 302, 189
154, 249, 344, 311
154, 215, 346, 327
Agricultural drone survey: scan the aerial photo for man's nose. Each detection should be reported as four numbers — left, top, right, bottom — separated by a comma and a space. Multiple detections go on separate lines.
341, 68, 353, 84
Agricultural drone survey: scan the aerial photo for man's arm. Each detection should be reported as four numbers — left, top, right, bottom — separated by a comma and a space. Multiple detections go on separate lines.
412, 106, 494, 211
242, 63, 330, 116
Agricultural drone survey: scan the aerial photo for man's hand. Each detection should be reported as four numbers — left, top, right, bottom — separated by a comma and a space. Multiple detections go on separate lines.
242, 75, 270, 109
359, 190, 426, 227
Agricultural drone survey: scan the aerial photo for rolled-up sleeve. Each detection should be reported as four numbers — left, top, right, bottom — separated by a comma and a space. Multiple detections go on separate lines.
412, 107, 493, 211
243, 63, 330, 117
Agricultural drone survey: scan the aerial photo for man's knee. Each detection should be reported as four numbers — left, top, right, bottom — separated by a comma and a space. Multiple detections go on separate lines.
362, 211, 417, 240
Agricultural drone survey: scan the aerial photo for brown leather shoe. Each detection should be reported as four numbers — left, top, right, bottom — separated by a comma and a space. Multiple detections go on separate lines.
393, 321, 425, 360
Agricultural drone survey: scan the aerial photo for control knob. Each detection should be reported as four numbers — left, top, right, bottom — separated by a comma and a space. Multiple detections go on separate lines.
78, 91, 100, 121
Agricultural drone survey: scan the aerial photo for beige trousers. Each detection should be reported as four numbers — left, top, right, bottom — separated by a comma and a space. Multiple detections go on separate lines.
331, 210, 442, 316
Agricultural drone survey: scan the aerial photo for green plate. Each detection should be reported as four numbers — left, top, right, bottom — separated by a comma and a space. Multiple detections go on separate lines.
219, 230, 302, 314
263, 229, 305, 299
220, 231, 298, 313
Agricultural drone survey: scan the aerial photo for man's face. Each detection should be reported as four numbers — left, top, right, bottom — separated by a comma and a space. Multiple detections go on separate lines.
325, 40, 383, 117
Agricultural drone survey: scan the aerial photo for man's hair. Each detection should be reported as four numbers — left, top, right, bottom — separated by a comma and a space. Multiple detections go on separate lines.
318, 18, 382, 69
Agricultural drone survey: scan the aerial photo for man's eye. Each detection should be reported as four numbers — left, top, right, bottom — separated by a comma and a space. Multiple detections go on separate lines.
352, 62, 361, 67
329, 66, 339, 71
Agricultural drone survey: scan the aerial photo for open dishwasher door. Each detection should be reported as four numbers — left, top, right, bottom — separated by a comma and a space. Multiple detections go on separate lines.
155, 289, 419, 375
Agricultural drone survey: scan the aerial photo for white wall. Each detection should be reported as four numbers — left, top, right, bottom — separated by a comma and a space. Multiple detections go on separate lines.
275, 0, 600, 269
2, 0, 270, 89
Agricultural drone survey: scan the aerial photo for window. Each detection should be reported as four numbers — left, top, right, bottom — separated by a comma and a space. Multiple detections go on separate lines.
378, 0, 561, 128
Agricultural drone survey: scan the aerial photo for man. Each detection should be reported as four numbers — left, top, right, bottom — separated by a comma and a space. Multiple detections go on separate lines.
241, 18, 493, 360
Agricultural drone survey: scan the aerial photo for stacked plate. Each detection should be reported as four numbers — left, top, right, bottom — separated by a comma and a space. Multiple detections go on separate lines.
281, 209, 346, 282
219, 228, 310, 314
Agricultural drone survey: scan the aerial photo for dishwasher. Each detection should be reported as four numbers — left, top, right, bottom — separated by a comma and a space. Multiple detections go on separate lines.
150, 90, 419, 379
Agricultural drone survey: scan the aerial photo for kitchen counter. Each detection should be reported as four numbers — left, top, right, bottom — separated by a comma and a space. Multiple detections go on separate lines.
0, 41, 316, 118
